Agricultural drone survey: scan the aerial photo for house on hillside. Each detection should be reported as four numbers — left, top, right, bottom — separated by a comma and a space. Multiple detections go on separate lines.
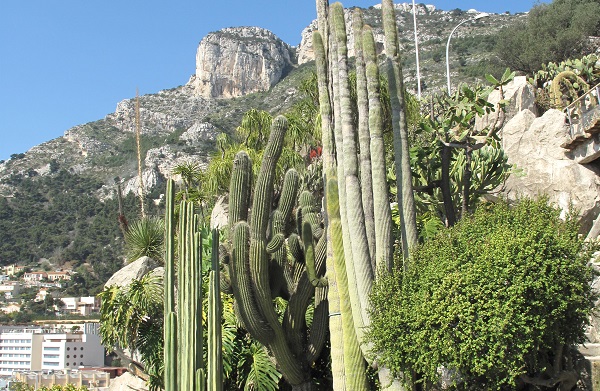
4, 265, 26, 276
24, 272, 47, 283
1, 303, 21, 313
0, 281, 21, 299
35, 288, 51, 302
46, 271, 71, 282
59, 297, 100, 316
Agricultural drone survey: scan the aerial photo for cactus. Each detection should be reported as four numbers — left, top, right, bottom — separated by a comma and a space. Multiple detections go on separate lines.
163, 179, 222, 391
314, 1, 417, 389
550, 70, 590, 108
208, 229, 223, 391
224, 115, 328, 389
164, 180, 177, 391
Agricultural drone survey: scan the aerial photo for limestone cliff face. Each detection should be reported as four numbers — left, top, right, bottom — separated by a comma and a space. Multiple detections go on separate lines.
191, 27, 295, 99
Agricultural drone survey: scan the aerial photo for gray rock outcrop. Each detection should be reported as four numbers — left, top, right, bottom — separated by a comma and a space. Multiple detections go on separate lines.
104, 256, 159, 288
475, 76, 538, 132
501, 108, 600, 232
210, 195, 229, 230
108, 372, 148, 391
191, 27, 294, 99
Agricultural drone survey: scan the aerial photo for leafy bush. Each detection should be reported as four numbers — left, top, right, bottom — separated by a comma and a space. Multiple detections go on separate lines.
368, 198, 597, 390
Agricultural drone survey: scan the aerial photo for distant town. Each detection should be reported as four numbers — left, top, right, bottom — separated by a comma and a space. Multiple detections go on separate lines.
0, 265, 100, 321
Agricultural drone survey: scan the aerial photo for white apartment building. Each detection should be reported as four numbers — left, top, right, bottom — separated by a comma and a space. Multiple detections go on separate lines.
41, 331, 104, 370
0, 323, 104, 375
0, 327, 43, 376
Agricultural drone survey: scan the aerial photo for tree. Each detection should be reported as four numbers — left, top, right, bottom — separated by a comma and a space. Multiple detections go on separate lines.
368, 198, 597, 390
495, 0, 600, 74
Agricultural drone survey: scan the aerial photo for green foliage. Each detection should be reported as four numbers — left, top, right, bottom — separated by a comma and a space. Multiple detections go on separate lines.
236, 342, 282, 391
124, 216, 164, 263
368, 198, 597, 390
199, 105, 313, 202
0, 169, 157, 294
99, 271, 164, 389
495, 0, 600, 73
411, 79, 513, 236
9, 382, 33, 391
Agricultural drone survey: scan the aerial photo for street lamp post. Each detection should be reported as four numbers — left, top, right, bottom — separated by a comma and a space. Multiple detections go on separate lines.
445, 12, 490, 94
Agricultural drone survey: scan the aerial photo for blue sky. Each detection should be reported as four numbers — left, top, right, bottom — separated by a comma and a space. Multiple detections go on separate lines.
0, 0, 548, 161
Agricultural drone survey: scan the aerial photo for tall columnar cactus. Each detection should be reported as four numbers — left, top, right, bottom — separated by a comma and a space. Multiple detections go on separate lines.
208, 229, 223, 391
164, 179, 222, 391
314, 1, 417, 389
224, 115, 328, 390
381, 0, 419, 256
164, 180, 177, 391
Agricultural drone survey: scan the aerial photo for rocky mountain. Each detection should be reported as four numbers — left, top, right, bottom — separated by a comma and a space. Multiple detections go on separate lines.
0, 4, 526, 292
191, 27, 295, 98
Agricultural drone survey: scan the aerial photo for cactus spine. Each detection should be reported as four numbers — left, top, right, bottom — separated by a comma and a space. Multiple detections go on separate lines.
164, 179, 222, 391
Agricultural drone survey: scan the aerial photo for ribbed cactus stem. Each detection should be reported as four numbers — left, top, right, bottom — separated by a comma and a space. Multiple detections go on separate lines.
314, 28, 347, 389
208, 229, 223, 391
228, 151, 252, 231
382, 0, 419, 257
353, 9, 376, 266
303, 222, 327, 288
165, 312, 177, 391
231, 221, 273, 345
164, 179, 177, 391
327, 178, 369, 390
332, 0, 373, 336
177, 201, 203, 391
363, 25, 393, 275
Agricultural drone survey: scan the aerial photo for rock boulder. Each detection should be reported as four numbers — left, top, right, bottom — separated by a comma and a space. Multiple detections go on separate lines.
104, 256, 159, 289
501, 108, 600, 232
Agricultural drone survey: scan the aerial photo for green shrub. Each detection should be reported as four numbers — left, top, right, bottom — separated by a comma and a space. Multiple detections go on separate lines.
368, 198, 597, 390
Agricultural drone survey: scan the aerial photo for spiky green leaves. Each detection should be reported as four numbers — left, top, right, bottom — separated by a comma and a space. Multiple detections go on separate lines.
124, 216, 164, 264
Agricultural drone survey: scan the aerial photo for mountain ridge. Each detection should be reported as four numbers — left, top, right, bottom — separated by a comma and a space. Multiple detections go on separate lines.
0, 4, 525, 292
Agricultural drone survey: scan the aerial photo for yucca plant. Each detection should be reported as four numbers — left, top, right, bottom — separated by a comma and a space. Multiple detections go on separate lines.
124, 216, 164, 263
